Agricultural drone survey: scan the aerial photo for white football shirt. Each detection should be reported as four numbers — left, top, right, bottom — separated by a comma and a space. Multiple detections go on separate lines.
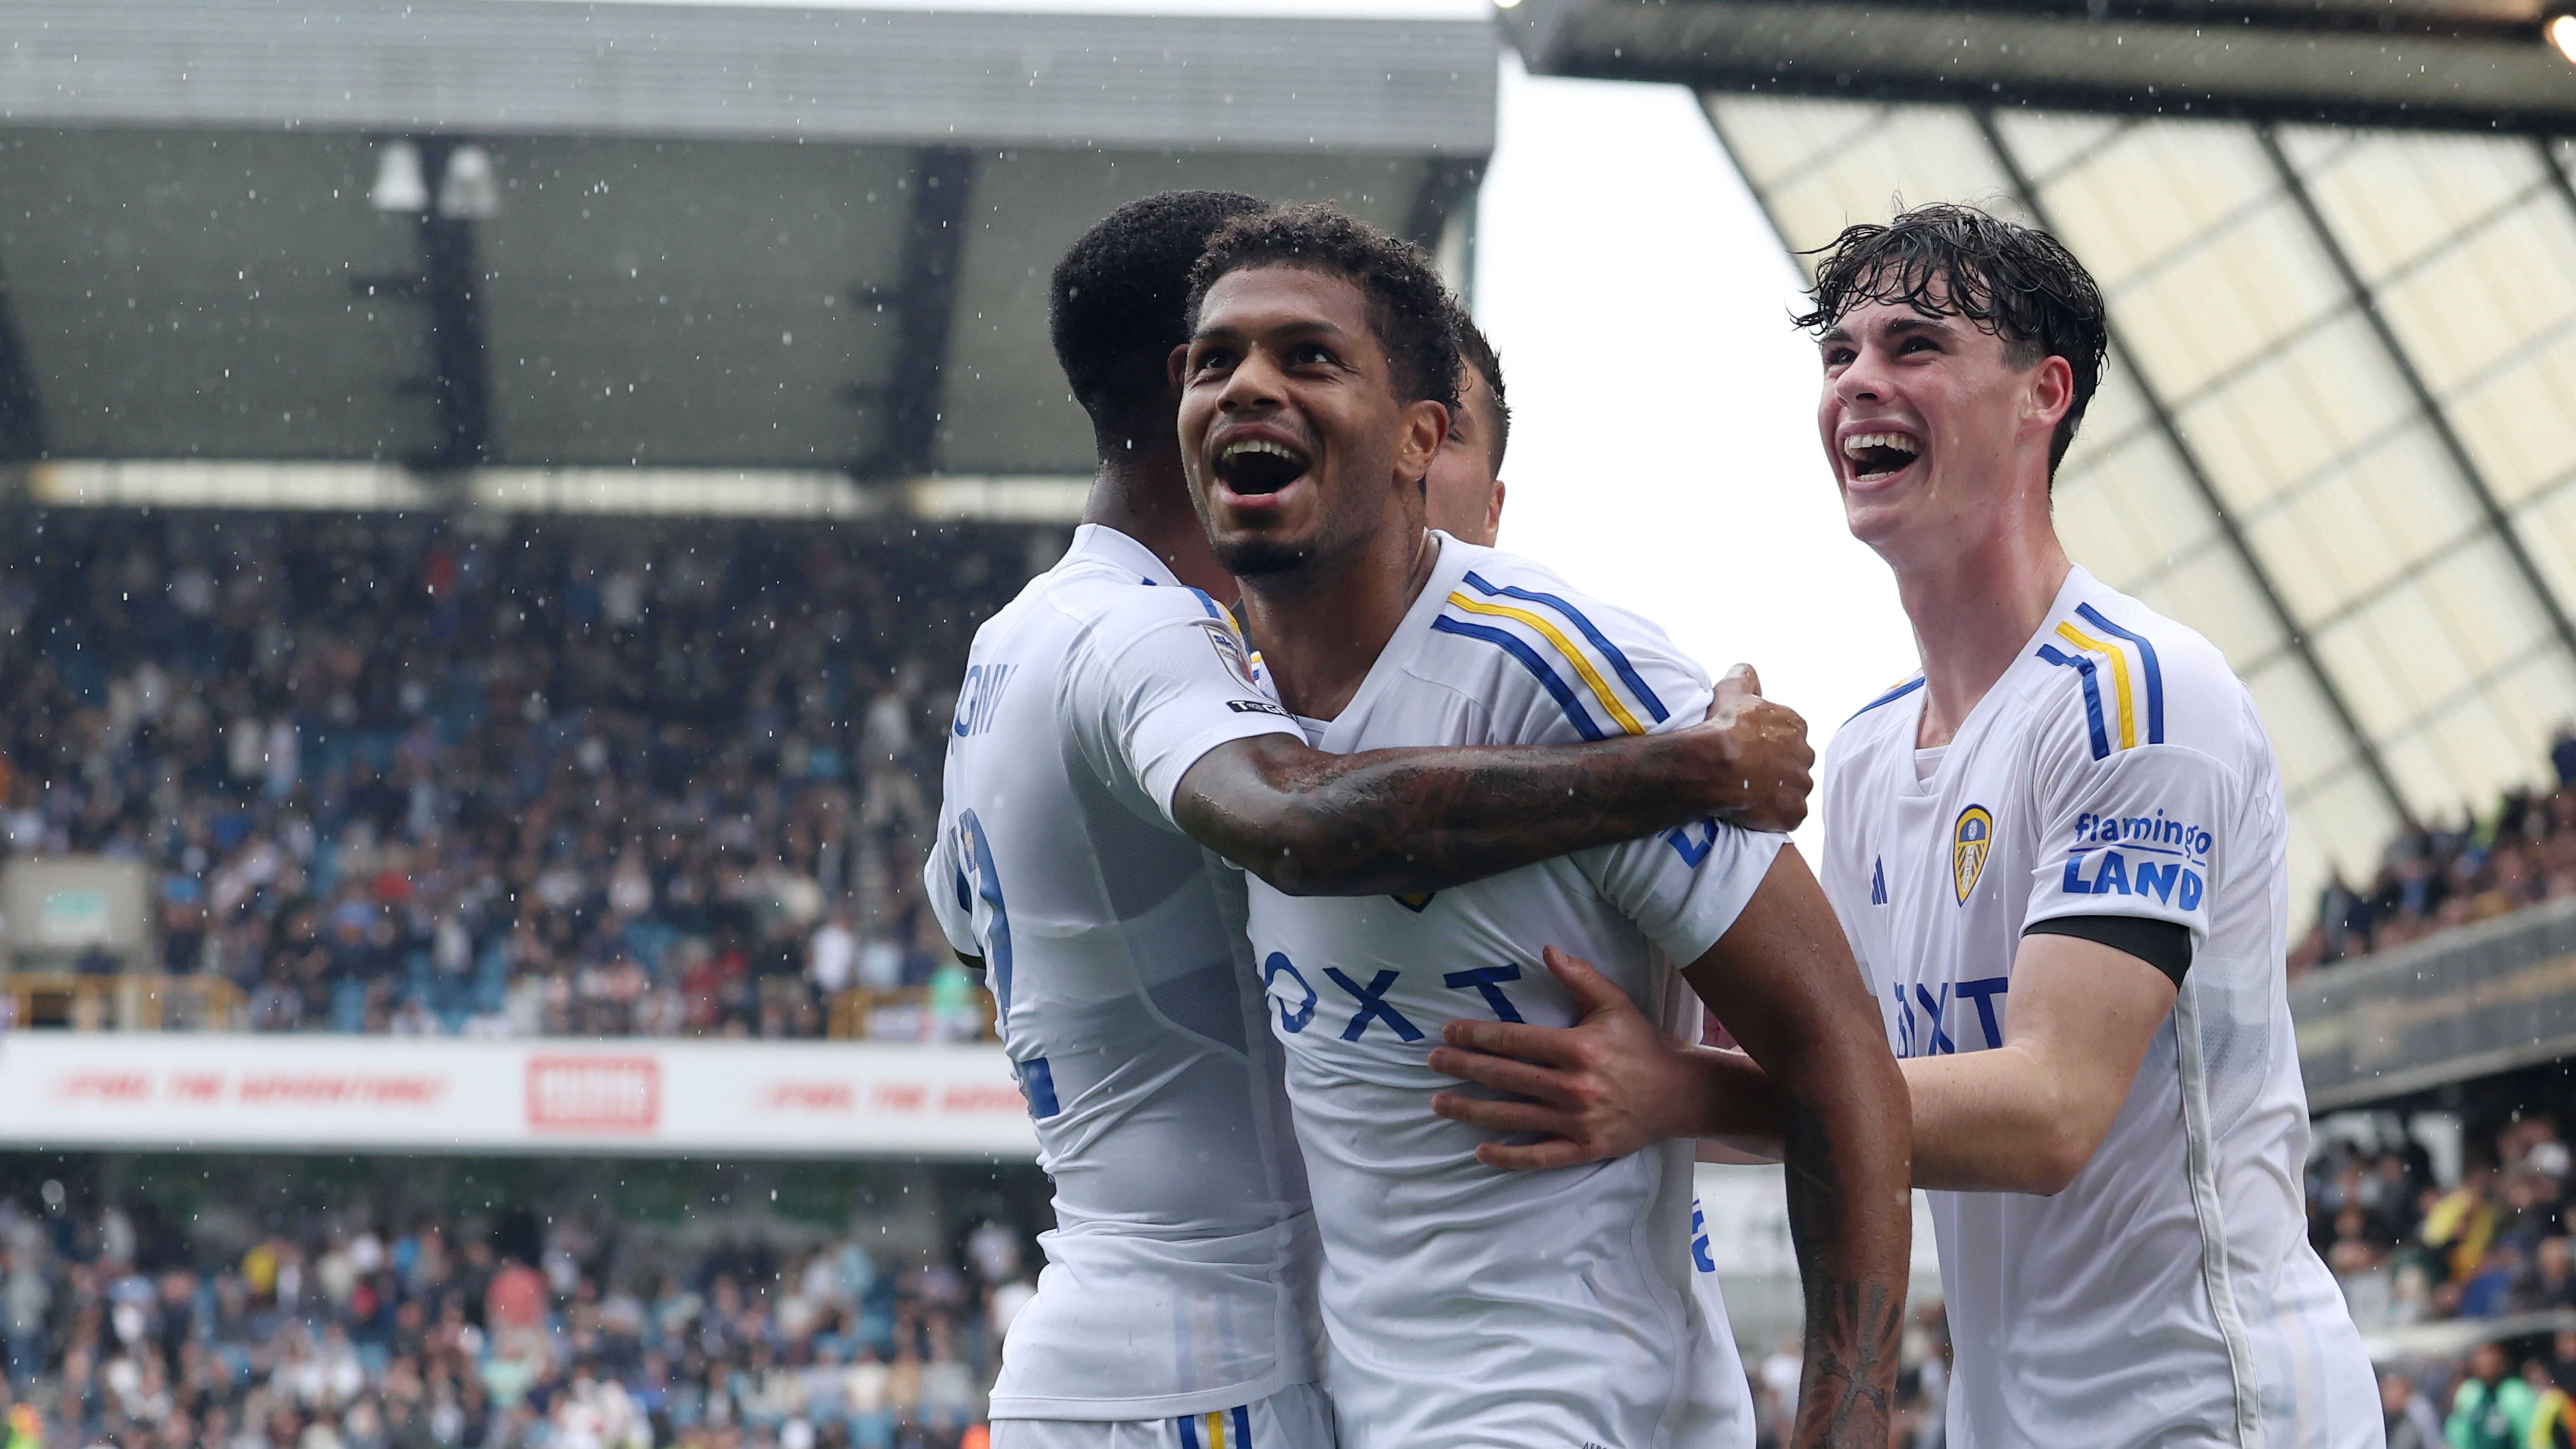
924, 524, 1321, 1421
1817, 565, 2376, 1448
1242, 535, 1779, 1449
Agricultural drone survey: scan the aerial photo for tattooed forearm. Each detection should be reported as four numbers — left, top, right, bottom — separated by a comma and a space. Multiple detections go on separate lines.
1778, 1092, 1911, 1448
1179, 730, 1751, 897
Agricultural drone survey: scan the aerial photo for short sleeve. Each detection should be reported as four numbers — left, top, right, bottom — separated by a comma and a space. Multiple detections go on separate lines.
922, 818, 974, 958
1490, 572, 1785, 963
1064, 591, 1301, 825
1583, 821, 1787, 967
2020, 674, 2240, 948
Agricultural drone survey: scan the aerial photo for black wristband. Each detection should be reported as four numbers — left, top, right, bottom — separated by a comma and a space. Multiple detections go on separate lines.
2024, 914, 2192, 987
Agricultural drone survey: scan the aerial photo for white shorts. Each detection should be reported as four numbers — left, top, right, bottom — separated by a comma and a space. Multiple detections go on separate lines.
990, 1384, 1337, 1449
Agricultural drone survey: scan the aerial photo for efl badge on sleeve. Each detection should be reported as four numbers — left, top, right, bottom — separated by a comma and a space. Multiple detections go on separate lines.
1951, 805, 1993, 904
1197, 619, 1263, 693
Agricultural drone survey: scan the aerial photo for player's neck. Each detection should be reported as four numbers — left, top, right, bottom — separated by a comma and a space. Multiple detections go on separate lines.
1082, 445, 1237, 602
1239, 519, 1439, 722
1892, 518, 2072, 749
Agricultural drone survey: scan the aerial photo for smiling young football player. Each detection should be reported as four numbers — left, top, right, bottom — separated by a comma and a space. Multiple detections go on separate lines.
1175, 203, 1911, 1449
1428, 203, 2377, 1448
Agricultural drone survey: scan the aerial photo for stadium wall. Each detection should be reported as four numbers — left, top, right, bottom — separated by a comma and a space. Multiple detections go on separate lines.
0, 1036, 1030, 1158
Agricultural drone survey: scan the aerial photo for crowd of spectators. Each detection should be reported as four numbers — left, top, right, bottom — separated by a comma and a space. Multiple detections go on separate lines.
0, 1188, 1030, 1449
2310, 1111, 2576, 1445
2293, 728, 2576, 975
0, 509, 1043, 1040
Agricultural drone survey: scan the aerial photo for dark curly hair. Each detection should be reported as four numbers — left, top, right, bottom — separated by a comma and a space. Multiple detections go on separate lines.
1793, 203, 2109, 477
1051, 190, 1267, 448
1452, 306, 1510, 474
1185, 203, 1460, 415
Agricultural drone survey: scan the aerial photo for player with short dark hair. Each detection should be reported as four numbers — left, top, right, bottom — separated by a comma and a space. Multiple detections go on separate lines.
1424, 308, 1508, 546
1174, 202, 1911, 1449
932, 191, 1818, 1449
1429, 202, 2377, 1448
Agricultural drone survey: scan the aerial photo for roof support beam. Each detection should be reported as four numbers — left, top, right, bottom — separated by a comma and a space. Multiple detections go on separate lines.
2256, 126, 2576, 686
0, 263, 46, 462
861, 146, 975, 480
1972, 109, 2413, 824
414, 139, 494, 473
2540, 137, 2576, 248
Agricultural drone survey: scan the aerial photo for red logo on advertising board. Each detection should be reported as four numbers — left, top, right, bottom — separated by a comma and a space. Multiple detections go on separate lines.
525, 1056, 659, 1133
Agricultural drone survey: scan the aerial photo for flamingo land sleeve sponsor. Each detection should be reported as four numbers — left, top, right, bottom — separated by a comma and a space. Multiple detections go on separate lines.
2056, 806, 2214, 911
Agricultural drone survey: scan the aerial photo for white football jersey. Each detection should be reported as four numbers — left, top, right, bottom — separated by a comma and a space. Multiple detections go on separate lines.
1817, 565, 2376, 1449
1242, 535, 1778, 1449
924, 524, 1322, 1422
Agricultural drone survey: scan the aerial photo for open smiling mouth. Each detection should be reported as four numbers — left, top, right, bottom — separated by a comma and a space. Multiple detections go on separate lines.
1214, 437, 1311, 498
1842, 430, 1919, 484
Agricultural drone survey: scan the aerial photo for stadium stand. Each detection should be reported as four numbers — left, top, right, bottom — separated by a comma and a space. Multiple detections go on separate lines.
0, 509, 1039, 1042
2296, 730, 2576, 974
0, 1154, 1041, 1449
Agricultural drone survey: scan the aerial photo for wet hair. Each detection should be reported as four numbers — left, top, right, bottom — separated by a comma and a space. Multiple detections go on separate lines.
1050, 190, 1267, 448
1452, 307, 1511, 474
1793, 202, 2109, 477
1184, 203, 1460, 414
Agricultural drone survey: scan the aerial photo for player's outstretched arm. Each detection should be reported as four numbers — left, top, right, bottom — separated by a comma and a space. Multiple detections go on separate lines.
1175, 663, 1814, 897
1430, 929, 2179, 1195
1897, 931, 2174, 1194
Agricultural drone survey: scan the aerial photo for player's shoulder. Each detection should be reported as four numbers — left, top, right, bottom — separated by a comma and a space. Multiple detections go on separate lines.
1821, 672, 1925, 782
2022, 570, 2253, 763
1421, 542, 1703, 742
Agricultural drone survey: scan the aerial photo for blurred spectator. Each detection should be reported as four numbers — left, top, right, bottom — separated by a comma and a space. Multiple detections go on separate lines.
0, 1189, 1027, 1449
0, 511, 1044, 1040
2295, 737, 2576, 974
2382, 1367, 2442, 1449
2450, 1340, 2533, 1449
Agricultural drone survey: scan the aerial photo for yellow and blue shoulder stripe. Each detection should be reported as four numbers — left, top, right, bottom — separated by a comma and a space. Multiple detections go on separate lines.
2034, 601, 2165, 759
1175, 1406, 1254, 1448
1429, 570, 1670, 740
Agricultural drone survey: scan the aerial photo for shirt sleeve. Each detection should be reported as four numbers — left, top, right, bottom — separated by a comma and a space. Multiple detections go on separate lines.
1063, 591, 1302, 826
922, 815, 974, 959
1524, 590, 1784, 965
2019, 670, 2240, 951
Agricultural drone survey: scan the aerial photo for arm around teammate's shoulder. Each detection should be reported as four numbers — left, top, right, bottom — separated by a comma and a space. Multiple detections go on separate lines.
1173, 662, 1816, 897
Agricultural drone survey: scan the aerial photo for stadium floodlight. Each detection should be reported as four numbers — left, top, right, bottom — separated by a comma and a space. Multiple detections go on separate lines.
436, 144, 502, 219
369, 139, 430, 213
2551, 12, 2576, 65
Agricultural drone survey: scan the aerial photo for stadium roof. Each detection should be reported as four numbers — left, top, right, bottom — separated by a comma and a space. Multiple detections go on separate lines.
0, 0, 1495, 512
1513, 2, 2576, 901
1506, 0, 2576, 133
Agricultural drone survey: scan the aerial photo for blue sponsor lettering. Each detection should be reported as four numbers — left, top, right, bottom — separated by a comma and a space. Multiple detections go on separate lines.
2070, 808, 2212, 861
1912, 982, 1957, 1054
1263, 952, 1316, 1034
950, 662, 1018, 739
2064, 849, 2204, 910
1892, 976, 2011, 1057
1665, 819, 1719, 868
1954, 977, 2009, 1048
1690, 1199, 1716, 1274
1442, 965, 1526, 1023
1326, 967, 1425, 1043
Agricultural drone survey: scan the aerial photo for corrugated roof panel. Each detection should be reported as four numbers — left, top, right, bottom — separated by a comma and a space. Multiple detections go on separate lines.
2449, 329, 2576, 505
2131, 544, 2293, 671
2053, 429, 2221, 585
2034, 121, 2276, 290
2107, 201, 2347, 400
2293, 128, 2548, 284
2244, 426, 2485, 623
2175, 311, 2414, 518
2374, 201, 2576, 393
1988, 110, 2127, 191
